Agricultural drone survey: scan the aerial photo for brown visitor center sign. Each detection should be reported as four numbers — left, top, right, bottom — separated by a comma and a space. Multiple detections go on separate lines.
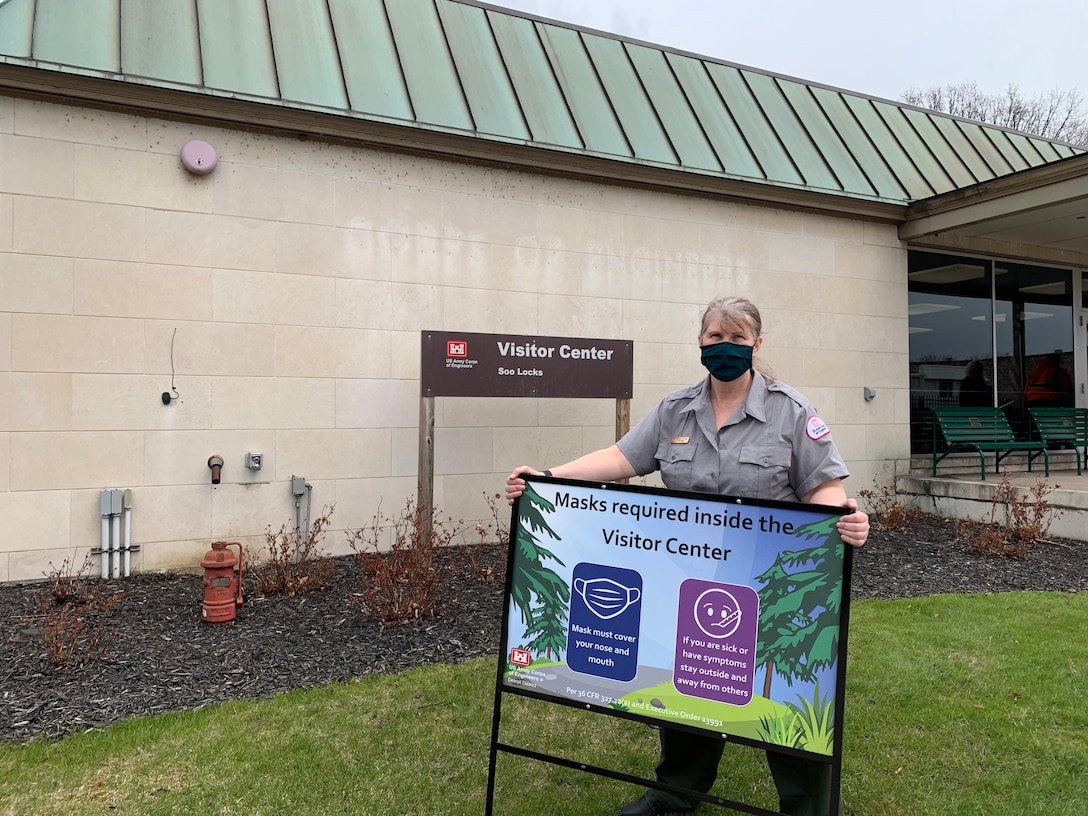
420, 331, 633, 399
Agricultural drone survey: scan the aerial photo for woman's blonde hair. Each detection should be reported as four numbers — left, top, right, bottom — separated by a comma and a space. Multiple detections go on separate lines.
700, 296, 762, 339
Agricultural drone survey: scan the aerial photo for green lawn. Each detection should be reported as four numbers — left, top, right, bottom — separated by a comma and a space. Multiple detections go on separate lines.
2, 592, 1085, 816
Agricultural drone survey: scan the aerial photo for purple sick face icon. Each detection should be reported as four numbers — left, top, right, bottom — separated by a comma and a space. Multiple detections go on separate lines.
694, 588, 742, 639
674, 579, 759, 706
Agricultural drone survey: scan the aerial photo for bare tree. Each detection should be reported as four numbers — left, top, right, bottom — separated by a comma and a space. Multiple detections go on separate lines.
902, 82, 1088, 148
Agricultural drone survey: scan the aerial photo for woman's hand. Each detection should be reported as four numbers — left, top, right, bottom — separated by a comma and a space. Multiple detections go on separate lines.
836, 497, 869, 548
505, 465, 543, 505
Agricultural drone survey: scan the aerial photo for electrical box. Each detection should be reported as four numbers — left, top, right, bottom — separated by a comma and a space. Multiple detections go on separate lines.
245, 452, 263, 471
291, 476, 306, 496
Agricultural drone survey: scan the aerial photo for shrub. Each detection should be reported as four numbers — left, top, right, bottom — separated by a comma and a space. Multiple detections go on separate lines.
42, 554, 96, 605
466, 491, 511, 583
346, 498, 464, 624
857, 478, 923, 532
956, 476, 1063, 559
34, 557, 121, 668
248, 505, 336, 597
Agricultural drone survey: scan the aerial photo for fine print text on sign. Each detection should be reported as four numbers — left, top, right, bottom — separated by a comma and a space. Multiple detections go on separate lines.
420, 331, 633, 399
501, 477, 851, 758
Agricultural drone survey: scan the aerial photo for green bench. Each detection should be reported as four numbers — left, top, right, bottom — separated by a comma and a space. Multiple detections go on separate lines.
931, 406, 1049, 479
1029, 407, 1088, 475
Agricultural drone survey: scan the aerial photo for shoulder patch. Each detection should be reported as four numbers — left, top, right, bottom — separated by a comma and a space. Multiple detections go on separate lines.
806, 415, 831, 440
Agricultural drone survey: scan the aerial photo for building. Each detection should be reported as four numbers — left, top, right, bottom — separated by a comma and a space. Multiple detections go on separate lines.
1, 0, 1085, 581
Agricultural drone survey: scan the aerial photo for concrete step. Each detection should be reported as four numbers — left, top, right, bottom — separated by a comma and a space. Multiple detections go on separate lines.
897, 467, 1088, 542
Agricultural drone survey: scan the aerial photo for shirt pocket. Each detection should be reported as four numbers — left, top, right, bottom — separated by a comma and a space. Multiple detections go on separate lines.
738, 444, 793, 498
656, 442, 696, 492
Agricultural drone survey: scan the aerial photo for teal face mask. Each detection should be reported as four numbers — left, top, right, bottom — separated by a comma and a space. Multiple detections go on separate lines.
700, 341, 753, 382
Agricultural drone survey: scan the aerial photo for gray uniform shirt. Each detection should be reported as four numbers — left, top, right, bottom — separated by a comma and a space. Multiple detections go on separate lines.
617, 372, 849, 503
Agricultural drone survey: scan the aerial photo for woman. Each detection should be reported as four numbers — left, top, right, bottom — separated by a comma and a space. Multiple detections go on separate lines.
506, 296, 868, 816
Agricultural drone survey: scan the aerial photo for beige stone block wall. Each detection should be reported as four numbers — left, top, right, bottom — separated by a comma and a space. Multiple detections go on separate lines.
0, 194, 11, 253
0, 94, 910, 582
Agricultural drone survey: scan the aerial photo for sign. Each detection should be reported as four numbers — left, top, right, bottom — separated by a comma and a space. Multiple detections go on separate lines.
420, 331, 632, 399
499, 477, 852, 759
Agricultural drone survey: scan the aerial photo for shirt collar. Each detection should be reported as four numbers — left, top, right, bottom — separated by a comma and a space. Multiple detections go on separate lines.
684, 371, 769, 430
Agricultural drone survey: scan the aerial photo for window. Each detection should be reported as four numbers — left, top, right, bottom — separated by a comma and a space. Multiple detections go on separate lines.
908, 251, 1074, 454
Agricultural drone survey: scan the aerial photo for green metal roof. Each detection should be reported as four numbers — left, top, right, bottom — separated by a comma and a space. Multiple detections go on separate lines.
0, 0, 1082, 205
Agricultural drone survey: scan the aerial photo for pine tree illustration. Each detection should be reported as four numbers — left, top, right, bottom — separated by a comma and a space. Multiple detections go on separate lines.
754, 516, 844, 699
510, 484, 571, 660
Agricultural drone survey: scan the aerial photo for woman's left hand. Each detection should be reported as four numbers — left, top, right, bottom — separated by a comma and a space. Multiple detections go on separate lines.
836, 497, 869, 548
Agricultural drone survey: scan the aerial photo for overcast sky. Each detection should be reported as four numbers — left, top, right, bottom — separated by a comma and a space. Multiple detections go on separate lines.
490, 0, 1087, 104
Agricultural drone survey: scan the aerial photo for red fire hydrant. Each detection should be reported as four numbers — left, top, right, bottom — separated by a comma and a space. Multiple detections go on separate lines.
201, 541, 244, 624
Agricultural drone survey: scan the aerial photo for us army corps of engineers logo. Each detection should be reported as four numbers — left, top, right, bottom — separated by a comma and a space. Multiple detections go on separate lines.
445, 339, 479, 370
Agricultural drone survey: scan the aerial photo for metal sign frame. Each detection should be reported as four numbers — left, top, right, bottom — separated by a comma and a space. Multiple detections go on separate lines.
485, 475, 854, 816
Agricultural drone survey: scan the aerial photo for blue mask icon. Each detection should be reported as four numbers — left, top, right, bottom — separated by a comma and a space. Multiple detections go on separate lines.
574, 577, 641, 620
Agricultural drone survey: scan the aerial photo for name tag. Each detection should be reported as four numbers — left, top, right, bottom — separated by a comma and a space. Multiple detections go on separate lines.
670, 436, 689, 444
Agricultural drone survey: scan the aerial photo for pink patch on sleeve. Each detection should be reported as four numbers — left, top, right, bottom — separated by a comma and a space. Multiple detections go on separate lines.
806, 415, 830, 440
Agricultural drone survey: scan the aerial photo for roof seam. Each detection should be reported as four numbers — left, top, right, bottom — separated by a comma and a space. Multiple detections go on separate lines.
532, 19, 585, 150
695, 57, 765, 181
836, 92, 909, 200
737, 68, 806, 187
379, 0, 416, 123
807, 85, 880, 198
951, 118, 998, 180
324, 0, 353, 113
262, 0, 282, 100
774, 76, 847, 194
619, 41, 679, 166
661, 51, 723, 174
874, 102, 940, 198
917, 109, 979, 187
191, 0, 205, 87
576, 29, 634, 158
481, 7, 533, 142
434, 0, 477, 134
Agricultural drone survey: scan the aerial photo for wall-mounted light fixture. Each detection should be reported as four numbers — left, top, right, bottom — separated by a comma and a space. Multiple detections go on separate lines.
863, 387, 876, 401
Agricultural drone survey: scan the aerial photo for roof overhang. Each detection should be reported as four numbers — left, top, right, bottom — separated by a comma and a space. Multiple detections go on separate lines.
900, 153, 1088, 268
0, 61, 906, 224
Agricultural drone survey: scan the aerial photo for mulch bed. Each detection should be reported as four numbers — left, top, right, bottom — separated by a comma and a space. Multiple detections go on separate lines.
2, 516, 1085, 744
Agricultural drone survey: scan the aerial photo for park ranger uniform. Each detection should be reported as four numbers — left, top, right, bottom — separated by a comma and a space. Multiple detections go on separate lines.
616, 370, 848, 816
618, 371, 849, 503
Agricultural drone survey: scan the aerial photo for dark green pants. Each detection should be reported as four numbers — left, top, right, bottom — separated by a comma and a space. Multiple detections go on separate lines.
646, 728, 841, 815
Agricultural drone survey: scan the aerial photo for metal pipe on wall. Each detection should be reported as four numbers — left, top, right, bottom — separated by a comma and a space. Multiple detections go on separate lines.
122, 489, 133, 577
109, 489, 121, 579
98, 488, 137, 579
99, 490, 111, 579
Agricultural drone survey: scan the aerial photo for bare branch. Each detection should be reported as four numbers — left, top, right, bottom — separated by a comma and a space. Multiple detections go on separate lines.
900, 82, 1088, 147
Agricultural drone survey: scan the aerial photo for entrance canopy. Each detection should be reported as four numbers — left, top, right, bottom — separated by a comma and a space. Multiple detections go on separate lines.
901, 153, 1088, 265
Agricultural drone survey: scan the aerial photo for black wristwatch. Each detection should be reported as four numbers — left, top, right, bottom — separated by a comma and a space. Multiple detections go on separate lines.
543, 469, 553, 477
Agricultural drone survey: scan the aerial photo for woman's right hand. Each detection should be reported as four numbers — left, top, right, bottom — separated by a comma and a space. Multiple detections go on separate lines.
505, 465, 543, 505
